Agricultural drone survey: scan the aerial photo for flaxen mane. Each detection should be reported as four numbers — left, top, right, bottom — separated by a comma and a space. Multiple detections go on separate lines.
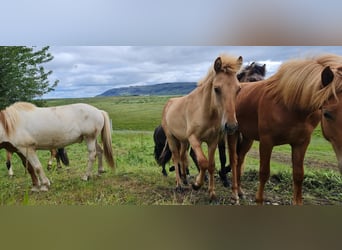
265, 54, 342, 111
0, 102, 36, 136
198, 54, 242, 87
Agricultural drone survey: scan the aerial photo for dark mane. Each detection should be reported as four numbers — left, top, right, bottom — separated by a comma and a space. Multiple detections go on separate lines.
237, 62, 266, 82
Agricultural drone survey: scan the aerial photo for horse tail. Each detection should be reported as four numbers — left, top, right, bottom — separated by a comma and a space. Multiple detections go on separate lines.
158, 140, 172, 166
101, 110, 115, 169
57, 148, 70, 166
153, 126, 164, 165
153, 125, 172, 166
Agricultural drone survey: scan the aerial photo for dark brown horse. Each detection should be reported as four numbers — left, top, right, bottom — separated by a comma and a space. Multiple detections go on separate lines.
228, 54, 342, 205
154, 62, 266, 187
162, 54, 243, 200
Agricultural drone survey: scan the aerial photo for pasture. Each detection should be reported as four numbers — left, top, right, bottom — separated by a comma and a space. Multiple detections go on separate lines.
0, 96, 341, 205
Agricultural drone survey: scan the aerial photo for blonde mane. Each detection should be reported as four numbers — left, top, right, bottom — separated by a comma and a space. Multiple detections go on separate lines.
0, 102, 36, 135
265, 54, 342, 111
198, 54, 242, 87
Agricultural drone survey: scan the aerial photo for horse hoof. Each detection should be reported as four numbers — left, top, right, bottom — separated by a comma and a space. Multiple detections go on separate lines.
231, 194, 240, 205
191, 182, 201, 191
175, 186, 183, 193
81, 175, 90, 181
162, 170, 168, 176
98, 170, 106, 174
40, 185, 49, 192
209, 192, 217, 202
31, 186, 40, 192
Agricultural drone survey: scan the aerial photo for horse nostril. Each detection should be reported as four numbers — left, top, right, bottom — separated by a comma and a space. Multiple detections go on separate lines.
225, 123, 238, 134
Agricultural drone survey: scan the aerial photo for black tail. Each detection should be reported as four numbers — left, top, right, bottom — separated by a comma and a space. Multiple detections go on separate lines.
57, 148, 69, 166
153, 125, 172, 166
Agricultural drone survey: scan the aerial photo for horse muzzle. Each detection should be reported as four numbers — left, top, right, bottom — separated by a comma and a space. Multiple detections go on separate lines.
225, 123, 238, 135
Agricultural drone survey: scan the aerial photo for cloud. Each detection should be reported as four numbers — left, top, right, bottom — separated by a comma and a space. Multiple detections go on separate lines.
43, 46, 342, 99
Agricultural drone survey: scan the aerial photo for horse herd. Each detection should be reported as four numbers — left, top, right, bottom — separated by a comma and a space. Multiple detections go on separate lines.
1, 53, 342, 205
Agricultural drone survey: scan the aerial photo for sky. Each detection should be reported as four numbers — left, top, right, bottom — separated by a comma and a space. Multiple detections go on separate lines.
2, 1, 342, 99
43, 46, 342, 99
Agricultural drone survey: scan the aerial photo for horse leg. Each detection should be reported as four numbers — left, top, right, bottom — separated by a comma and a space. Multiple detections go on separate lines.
170, 143, 183, 190
227, 132, 239, 202
236, 137, 254, 198
163, 131, 182, 189
255, 139, 273, 205
82, 138, 97, 181
18, 147, 50, 191
47, 149, 55, 171
6, 150, 14, 177
96, 142, 105, 174
207, 142, 218, 201
180, 142, 189, 185
55, 149, 62, 169
291, 143, 309, 205
189, 147, 199, 172
188, 135, 208, 190
15, 152, 40, 191
218, 137, 230, 187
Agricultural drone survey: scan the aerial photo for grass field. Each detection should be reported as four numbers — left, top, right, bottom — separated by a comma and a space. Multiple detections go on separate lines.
0, 96, 341, 205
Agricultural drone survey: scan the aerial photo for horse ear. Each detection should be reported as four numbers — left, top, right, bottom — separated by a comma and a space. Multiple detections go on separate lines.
321, 66, 334, 87
237, 56, 243, 67
214, 57, 222, 72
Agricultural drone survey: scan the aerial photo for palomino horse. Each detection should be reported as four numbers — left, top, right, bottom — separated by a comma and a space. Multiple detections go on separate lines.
161, 54, 243, 200
154, 61, 266, 187
228, 54, 342, 205
5, 148, 69, 176
0, 102, 115, 191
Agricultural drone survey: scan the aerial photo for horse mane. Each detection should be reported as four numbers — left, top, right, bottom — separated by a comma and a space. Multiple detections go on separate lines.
0, 102, 36, 136
198, 54, 242, 86
237, 62, 266, 82
265, 54, 342, 111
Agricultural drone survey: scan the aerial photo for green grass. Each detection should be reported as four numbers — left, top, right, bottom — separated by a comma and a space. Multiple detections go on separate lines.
46, 96, 171, 130
0, 95, 341, 205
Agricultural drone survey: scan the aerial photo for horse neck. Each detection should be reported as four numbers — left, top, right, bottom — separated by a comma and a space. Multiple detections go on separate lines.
0, 112, 8, 140
197, 81, 221, 116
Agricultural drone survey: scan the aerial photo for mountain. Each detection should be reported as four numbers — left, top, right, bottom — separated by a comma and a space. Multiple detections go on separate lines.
97, 82, 197, 96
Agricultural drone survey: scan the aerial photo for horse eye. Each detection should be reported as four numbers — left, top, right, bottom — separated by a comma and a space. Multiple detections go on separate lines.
214, 86, 221, 94
323, 110, 334, 121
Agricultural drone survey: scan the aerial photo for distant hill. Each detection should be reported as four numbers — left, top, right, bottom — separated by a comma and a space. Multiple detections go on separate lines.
97, 82, 197, 96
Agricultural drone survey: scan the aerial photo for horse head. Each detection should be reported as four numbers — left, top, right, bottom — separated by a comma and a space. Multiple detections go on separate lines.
212, 55, 243, 134
320, 66, 342, 174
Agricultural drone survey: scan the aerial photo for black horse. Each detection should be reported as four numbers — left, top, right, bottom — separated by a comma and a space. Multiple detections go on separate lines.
153, 62, 266, 187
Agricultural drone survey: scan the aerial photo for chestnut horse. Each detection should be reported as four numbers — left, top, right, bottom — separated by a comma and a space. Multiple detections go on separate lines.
0, 102, 115, 191
161, 54, 243, 200
320, 66, 342, 173
228, 54, 342, 205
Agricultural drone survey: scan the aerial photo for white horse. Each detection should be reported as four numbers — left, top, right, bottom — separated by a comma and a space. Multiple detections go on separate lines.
0, 102, 115, 191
